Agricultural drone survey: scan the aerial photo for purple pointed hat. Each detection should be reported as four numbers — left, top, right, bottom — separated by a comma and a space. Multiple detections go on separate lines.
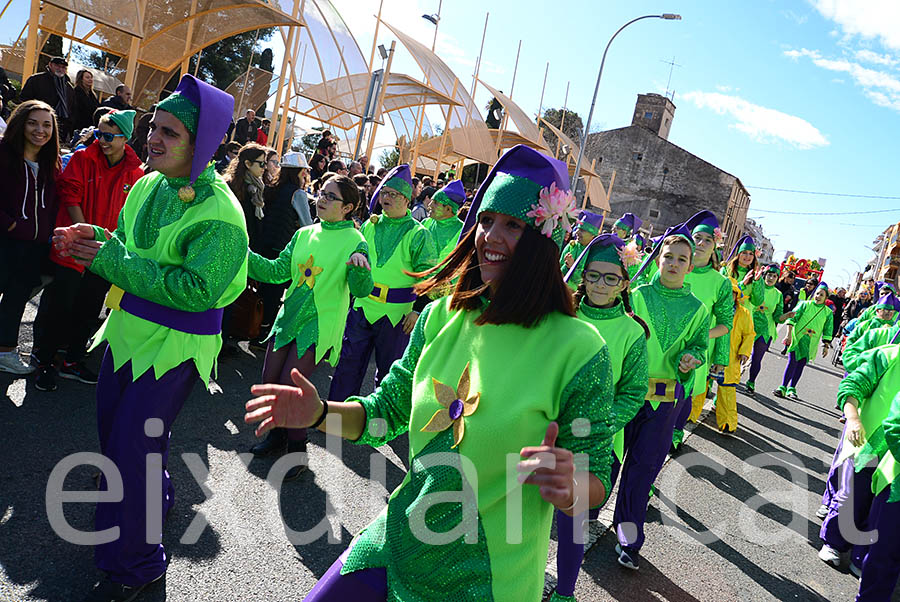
432, 179, 466, 212
614, 212, 642, 234
726, 234, 756, 262
564, 233, 625, 283
369, 164, 413, 214
157, 74, 234, 184
685, 210, 719, 236
575, 210, 604, 236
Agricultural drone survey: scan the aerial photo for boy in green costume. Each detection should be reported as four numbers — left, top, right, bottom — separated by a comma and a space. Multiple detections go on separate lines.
745, 264, 794, 392
245, 145, 615, 601
328, 164, 437, 401
421, 178, 465, 262
560, 209, 603, 291
246, 174, 373, 479
55, 75, 247, 602
775, 282, 833, 400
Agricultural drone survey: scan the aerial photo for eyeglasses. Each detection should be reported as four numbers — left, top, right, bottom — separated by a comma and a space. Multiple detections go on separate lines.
380, 188, 405, 202
582, 270, 624, 287
319, 191, 343, 203
93, 129, 126, 142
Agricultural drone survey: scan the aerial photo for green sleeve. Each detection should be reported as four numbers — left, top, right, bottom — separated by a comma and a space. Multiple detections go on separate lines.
90, 219, 247, 311
248, 230, 297, 284
775, 294, 785, 322
347, 240, 374, 298
677, 307, 709, 385
837, 347, 892, 410
613, 335, 649, 432
882, 392, 900, 470
555, 346, 616, 506
351, 301, 434, 446
823, 309, 835, 343
749, 277, 765, 306
91, 211, 125, 242
711, 278, 734, 366
409, 227, 439, 275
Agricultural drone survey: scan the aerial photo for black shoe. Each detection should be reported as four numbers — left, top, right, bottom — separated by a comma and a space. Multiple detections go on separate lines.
250, 428, 288, 457
284, 439, 309, 481
81, 573, 163, 602
615, 543, 640, 570
34, 365, 58, 392
59, 361, 98, 384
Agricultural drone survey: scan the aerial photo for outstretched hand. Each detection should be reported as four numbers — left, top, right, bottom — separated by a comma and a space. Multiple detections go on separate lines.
347, 252, 371, 270
244, 369, 324, 437
678, 353, 702, 374
517, 422, 576, 513
53, 223, 110, 266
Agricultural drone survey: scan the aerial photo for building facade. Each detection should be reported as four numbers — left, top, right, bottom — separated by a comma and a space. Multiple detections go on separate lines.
583, 93, 750, 252
742, 218, 774, 263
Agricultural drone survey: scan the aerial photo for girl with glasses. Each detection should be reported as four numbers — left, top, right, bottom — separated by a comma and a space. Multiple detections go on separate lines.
549, 234, 649, 601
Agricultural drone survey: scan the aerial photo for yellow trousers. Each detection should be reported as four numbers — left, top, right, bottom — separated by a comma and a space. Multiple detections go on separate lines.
688, 391, 706, 423
717, 384, 738, 431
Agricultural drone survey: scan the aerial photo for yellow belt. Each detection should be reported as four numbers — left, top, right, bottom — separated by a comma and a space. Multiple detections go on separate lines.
647, 378, 678, 403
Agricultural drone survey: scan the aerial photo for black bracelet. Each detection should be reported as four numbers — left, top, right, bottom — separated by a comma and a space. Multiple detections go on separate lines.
309, 400, 329, 429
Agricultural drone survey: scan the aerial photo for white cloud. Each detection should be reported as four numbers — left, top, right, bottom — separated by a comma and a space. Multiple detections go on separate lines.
854, 48, 898, 66
811, 0, 900, 50
785, 46, 900, 112
683, 91, 829, 149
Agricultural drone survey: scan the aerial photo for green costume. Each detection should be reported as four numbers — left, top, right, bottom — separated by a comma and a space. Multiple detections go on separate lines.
843, 323, 900, 373
422, 215, 463, 261
684, 264, 734, 396
785, 299, 834, 363
355, 212, 437, 326
631, 272, 709, 406
89, 165, 248, 385
560, 240, 586, 291
341, 297, 616, 601
248, 221, 373, 366
837, 345, 900, 491
721, 265, 764, 312
752, 283, 785, 343
577, 299, 648, 461
878, 391, 900, 500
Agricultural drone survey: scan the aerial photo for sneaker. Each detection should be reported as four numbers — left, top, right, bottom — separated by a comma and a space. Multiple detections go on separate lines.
0, 350, 36, 375
818, 544, 841, 568
719, 426, 735, 435
284, 440, 309, 481
815, 504, 829, 520
34, 365, 58, 392
745, 381, 755, 393
249, 428, 288, 457
786, 387, 799, 400
59, 361, 98, 384
849, 562, 862, 578
548, 592, 577, 602
615, 543, 640, 570
81, 573, 163, 602
773, 386, 786, 398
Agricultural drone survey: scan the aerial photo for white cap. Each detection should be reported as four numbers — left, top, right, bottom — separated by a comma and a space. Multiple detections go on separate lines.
280, 152, 310, 169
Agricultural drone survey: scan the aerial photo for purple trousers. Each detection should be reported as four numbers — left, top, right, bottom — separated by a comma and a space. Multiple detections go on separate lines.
304, 543, 387, 601
747, 336, 770, 383
821, 426, 846, 509
262, 341, 319, 442
555, 506, 601, 597
856, 488, 900, 601
94, 347, 198, 586
672, 380, 696, 433
781, 352, 808, 388
613, 395, 681, 552
328, 307, 410, 401
820, 462, 874, 568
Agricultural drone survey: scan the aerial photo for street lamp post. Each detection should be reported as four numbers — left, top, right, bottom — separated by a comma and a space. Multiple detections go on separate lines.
570, 13, 681, 191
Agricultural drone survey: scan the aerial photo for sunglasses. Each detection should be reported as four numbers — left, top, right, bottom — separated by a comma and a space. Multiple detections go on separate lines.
93, 129, 126, 143
583, 270, 624, 287
250, 160, 266, 167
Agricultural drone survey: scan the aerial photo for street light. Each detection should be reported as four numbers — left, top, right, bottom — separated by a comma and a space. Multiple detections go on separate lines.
570, 13, 682, 190
422, 13, 439, 25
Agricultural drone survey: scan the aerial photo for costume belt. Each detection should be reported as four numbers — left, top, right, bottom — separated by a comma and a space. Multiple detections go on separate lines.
368, 282, 417, 304
105, 285, 224, 335
646, 378, 685, 403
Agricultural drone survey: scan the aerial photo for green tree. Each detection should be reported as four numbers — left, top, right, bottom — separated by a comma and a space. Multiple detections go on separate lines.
540, 107, 584, 156
38, 34, 64, 72
379, 146, 399, 170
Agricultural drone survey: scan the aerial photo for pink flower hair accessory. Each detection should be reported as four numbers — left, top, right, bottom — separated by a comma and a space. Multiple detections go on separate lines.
525, 181, 579, 239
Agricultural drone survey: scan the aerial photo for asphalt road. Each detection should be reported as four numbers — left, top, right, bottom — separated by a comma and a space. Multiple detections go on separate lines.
0, 303, 892, 601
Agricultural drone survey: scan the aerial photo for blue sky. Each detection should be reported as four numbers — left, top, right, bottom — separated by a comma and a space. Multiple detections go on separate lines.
4, 0, 900, 287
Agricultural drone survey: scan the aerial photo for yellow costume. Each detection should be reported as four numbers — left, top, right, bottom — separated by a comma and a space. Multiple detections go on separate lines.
718, 292, 755, 431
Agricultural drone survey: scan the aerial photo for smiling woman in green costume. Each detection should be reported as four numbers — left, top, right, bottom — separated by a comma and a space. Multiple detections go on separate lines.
245, 145, 615, 602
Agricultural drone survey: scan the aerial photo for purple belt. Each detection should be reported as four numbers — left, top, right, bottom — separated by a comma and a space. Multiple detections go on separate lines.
120, 292, 224, 335
368, 284, 417, 304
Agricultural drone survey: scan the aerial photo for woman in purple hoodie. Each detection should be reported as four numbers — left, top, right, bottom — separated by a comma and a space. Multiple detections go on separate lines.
0, 99, 60, 375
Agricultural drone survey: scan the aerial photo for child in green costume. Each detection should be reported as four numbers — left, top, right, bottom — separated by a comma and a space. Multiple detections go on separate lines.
245, 145, 616, 602
745, 264, 794, 392
720, 234, 765, 313
612, 226, 709, 570
421, 179, 465, 262
775, 282, 833, 399
560, 209, 603, 291
550, 234, 649, 601
246, 175, 373, 480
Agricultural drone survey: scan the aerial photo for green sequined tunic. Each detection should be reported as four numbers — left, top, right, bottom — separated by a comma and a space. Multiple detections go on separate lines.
341, 297, 616, 601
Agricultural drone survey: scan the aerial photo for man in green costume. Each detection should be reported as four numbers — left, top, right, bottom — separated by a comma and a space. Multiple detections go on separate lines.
421, 178, 465, 262
55, 75, 247, 602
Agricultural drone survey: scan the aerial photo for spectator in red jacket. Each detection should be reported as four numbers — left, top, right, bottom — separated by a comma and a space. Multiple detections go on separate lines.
256, 118, 269, 146
32, 109, 144, 391
0, 100, 60, 376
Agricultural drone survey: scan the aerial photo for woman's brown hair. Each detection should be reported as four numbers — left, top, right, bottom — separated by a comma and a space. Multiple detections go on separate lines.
414, 223, 575, 328
0, 100, 60, 173
75, 69, 92, 92
573, 264, 650, 338
725, 248, 758, 279
222, 142, 266, 202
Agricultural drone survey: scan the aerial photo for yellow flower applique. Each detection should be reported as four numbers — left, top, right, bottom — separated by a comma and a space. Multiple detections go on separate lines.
420, 362, 481, 448
297, 255, 324, 289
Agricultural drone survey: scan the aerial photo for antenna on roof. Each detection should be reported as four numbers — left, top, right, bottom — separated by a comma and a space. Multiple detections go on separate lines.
660, 55, 681, 101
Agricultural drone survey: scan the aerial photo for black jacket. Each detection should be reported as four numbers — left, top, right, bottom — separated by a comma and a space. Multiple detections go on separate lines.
72, 86, 99, 131
233, 117, 258, 146
20, 70, 74, 118
258, 182, 301, 259
100, 95, 132, 111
